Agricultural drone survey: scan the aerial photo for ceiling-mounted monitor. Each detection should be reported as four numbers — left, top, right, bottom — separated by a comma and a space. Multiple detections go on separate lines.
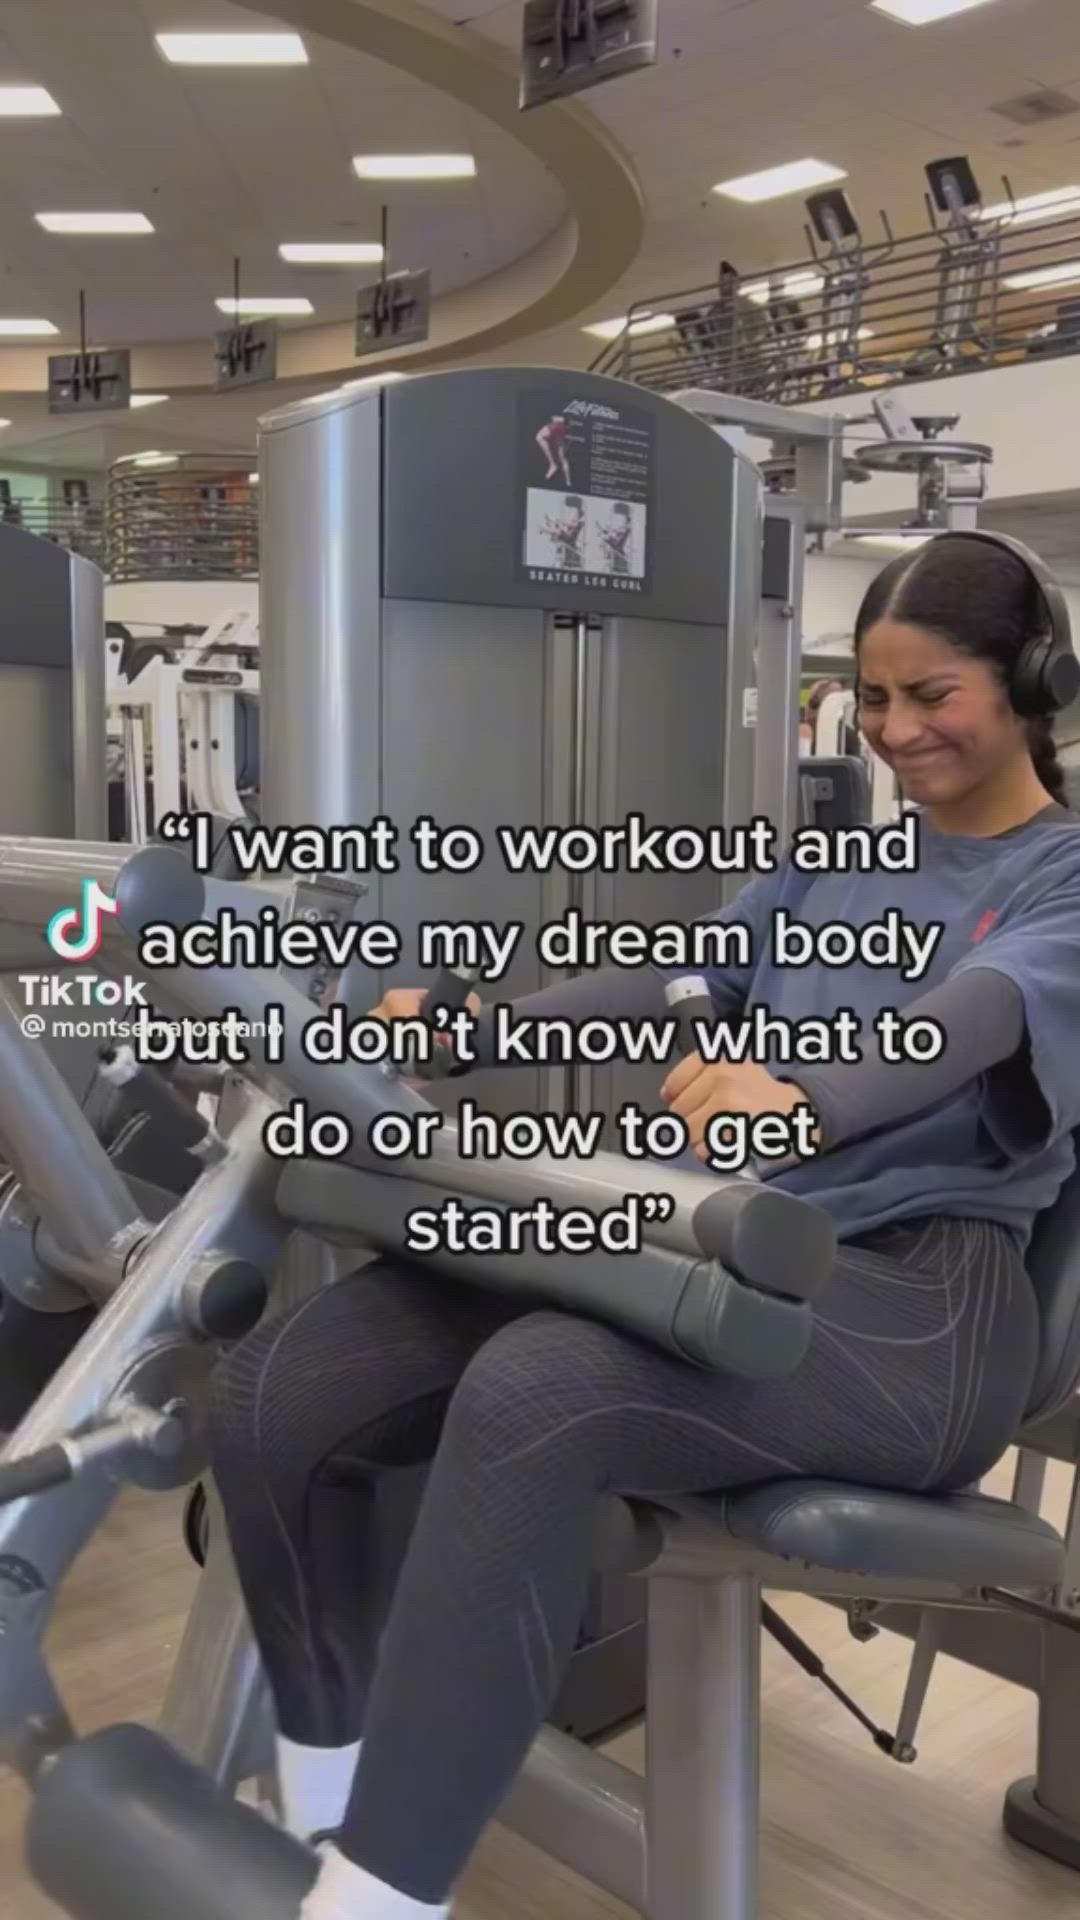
48, 349, 132, 414
355, 270, 430, 357
521, 0, 659, 109
214, 321, 279, 389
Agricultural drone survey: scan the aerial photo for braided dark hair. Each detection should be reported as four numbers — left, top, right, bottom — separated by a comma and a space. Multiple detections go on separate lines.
854, 535, 1067, 806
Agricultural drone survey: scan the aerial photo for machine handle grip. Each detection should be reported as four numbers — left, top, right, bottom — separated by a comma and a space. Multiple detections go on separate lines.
664, 975, 714, 1057
409, 964, 482, 1082
425, 963, 481, 1017
0, 1443, 73, 1506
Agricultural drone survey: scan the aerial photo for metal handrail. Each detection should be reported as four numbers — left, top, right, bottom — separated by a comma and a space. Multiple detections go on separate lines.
0, 499, 105, 567
105, 451, 259, 583
589, 205, 1080, 402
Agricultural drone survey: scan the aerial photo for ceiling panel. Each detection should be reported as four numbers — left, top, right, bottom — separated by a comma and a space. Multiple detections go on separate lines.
1, 0, 1079, 436
0, 0, 567, 347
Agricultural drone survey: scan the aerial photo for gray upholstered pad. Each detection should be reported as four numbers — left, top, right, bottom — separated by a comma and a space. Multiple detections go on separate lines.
699, 1480, 1065, 1588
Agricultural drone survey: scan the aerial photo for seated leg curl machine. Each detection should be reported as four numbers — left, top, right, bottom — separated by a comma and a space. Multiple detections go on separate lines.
1, 365, 1079, 1918
0, 838, 1075, 1920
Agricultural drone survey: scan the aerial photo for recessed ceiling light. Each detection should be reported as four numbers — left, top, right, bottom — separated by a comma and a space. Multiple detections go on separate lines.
583, 311, 676, 340
352, 154, 476, 180
0, 86, 60, 116
713, 159, 847, 204
0, 318, 58, 336
742, 270, 826, 305
279, 242, 384, 265
339, 372, 410, 390
215, 297, 314, 316
1005, 261, 1080, 290
870, 0, 996, 22
849, 532, 935, 550
981, 186, 1080, 227
36, 212, 154, 235
155, 32, 307, 65
130, 393, 169, 409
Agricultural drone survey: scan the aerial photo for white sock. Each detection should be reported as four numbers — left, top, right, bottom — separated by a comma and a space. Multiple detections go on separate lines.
276, 1735, 363, 1842
300, 1844, 448, 1920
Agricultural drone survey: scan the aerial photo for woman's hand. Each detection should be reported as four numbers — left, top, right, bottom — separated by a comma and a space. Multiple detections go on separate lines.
368, 986, 482, 1023
368, 986, 482, 1076
660, 1053, 819, 1163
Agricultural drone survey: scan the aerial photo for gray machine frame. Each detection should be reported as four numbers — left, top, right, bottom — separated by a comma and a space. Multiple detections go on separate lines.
0, 372, 1078, 1920
0, 522, 106, 842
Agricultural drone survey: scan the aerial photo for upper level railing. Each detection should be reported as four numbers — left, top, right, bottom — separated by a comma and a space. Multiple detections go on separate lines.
105, 452, 259, 583
0, 494, 105, 568
589, 203, 1080, 403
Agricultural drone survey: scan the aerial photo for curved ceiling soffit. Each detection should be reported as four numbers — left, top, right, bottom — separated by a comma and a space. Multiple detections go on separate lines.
240, 0, 645, 380
0, 0, 644, 399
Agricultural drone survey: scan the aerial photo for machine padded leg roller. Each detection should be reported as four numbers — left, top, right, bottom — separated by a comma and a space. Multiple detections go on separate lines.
27, 1724, 317, 1920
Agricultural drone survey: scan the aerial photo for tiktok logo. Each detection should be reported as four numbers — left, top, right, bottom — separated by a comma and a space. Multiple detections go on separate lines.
46, 880, 119, 961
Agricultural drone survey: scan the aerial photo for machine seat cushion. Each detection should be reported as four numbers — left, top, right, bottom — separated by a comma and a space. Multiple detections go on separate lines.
689, 1479, 1065, 1589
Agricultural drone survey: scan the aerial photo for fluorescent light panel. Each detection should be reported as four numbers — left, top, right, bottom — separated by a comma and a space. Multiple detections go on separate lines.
279, 242, 384, 264
981, 186, 1080, 227
851, 532, 934, 549
352, 154, 475, 180
0, 85, 60, 116
340, 372, 409, 390
0, 318, 57, 336
155, 33, 307, 65
713, 158, 846, 204
871, 0, 996, 22
36, 212, 153, 234
584, 311, 676, 340
742, 270, 826, 305
131, 394, 169, 409
1005, 261, 1080, 290
215, 296, 313, 315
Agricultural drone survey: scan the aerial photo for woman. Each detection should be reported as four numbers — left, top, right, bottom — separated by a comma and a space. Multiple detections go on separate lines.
208, 536, 1080, 1920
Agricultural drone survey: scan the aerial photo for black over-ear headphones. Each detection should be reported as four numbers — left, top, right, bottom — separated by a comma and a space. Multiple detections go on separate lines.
934, 529, 1080, 717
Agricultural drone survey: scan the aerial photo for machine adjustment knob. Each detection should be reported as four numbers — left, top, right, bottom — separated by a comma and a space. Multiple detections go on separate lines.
182, 1256, 268, 1341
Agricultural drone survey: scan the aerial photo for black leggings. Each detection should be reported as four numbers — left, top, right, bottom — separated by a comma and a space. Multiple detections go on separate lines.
207, 1216, 1037, 1904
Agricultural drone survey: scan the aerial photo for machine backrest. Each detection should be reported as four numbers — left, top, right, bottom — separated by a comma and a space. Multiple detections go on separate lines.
1024, 1130, 1080, 1422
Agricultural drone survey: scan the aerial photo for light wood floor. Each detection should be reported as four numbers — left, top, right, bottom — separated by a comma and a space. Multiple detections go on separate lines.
2, 1454, 1079, 1920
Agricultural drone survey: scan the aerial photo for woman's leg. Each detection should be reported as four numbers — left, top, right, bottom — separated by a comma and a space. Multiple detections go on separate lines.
0, 1292, 95, 1432
205, 1260, 523, 1788
330, 1217, 1037, 1906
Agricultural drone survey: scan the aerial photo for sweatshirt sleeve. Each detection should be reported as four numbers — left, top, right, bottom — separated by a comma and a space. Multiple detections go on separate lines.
454, 865, 785, 1072
946, 856, 1080, 1155
785, 970, 1026, 1150
460, 966, 668, 1071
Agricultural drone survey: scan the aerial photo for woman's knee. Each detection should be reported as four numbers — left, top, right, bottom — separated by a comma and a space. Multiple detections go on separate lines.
206, 1259, 413, 1480
206, 1258, 501, 1487
438, 1312, 621, 1474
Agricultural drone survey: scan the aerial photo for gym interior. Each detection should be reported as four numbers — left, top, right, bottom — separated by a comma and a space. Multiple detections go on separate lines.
2, 3, 1080, 1918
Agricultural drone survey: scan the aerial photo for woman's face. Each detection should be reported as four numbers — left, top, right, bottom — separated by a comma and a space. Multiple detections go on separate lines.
857, 617, 1027, 807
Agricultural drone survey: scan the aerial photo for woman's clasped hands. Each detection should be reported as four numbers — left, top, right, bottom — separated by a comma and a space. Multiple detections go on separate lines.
660, 1053, 818, 1165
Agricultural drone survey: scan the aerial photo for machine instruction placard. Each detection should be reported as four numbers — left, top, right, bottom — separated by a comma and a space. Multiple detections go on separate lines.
518, 389, 655, 594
